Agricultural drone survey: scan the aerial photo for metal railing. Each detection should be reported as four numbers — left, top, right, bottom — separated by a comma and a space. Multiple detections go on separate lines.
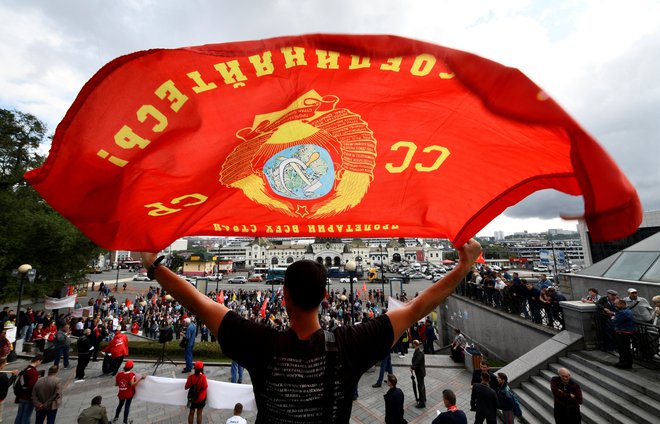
632, 322, 660, 367
456, 281, 564, 330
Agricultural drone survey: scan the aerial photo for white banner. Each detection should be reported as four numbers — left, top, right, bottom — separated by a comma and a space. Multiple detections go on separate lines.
134, 375, 256, 411
44, 294, 76, 309
70, 306, 94, 318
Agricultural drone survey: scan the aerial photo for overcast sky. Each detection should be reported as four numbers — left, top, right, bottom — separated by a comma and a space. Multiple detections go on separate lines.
2, 0, 659, 237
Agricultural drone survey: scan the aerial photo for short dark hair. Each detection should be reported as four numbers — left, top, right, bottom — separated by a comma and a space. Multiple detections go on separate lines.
497, 372, 508, 383
481, 372, 490, 383
91, 395, 102, 406
32, 354, 44, 363
234, 402, 243, 415
387, 374, 397, 387
588, 288, 598, 294
284, 260, 327, 311
442, 389, 457, 405
48, 365, 59, 375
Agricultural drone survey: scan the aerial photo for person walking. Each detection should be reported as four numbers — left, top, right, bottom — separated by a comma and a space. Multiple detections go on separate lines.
372, 350, 393, 388
226, 403, 247, 424
550, 368, 582, 424
432, 389, 467, 424
470, 373, 498, 424
0, 358, 19, 422
52, 325, 70, 369
185, 361, 208, 424
410, 339, 426, 408
496, 372, 516, 424
13, 354, 43, 424
103, 330, 129, 376
181, 318, 196, 374
77, 395, 109, 424
75, 329, 93, 381
31, 365, 63, 424
113, 360, 145, 424
383, 374, 405, 424
141, 238, 482, 422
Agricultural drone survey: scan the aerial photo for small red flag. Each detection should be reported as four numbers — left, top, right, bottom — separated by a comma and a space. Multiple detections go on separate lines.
260, 297, 269, 318
24, 34, 641, 250
476, 253, 486, 264
216, 290, 224, 304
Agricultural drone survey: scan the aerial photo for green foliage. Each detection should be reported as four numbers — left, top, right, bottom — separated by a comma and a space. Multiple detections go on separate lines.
83, 340, 229, 362
0, 109, 102, 302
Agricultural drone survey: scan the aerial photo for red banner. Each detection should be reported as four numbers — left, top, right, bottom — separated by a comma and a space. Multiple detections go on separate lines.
24, 34, 641, 250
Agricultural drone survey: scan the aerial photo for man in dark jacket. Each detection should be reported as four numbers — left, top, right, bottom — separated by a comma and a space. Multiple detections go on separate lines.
470, 360, 498, 391
432, 389, 467, 424
383, 374, 405, 424
470, 373, 498, 424
75, 328, 93, 381
14, 354, 43, 424
612, 299, 636, 369
550, 367, 582, 424
410, 339, 426, 408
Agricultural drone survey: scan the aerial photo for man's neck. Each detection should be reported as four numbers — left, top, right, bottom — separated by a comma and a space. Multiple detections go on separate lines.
289, 309, 321, 340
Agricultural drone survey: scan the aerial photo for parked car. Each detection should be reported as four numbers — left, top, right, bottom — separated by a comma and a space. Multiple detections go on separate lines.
409, 272, 426, 279
248, 275, 264, 282
533, 265, 549, 272
266, 277, 284, 285
228, 276, 247, 284
339, 277, 358, 283
208, 274, 222, 281
133, 272, 150, 281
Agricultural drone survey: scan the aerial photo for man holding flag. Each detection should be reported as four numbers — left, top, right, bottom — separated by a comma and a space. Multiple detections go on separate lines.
141, 238, 481, 422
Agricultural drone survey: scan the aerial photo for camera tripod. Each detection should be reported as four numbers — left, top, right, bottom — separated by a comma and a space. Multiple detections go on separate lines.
152, 342, 177, 375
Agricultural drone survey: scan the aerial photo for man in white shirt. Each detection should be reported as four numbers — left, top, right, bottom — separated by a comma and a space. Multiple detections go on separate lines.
226, 402, 247, 424
624, 288, 653, 323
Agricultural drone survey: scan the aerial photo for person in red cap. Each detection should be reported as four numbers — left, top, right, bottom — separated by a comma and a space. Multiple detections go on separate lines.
103, 330, 129, 376
185, 361, 208, 424
113, 360, 145, 424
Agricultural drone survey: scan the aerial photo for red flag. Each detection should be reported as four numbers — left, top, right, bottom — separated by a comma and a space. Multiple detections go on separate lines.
125, 298, 132, 308
216, 289, 224, 304
362, 282, 367, 293
24, 34, 641, 250
260, 297, 269, 318
476, 253, 486, 264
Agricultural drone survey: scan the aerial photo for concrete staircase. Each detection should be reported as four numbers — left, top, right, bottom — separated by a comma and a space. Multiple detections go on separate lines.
514, 351, 660, 424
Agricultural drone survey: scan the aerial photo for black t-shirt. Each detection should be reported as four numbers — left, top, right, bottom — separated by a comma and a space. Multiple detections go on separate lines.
219, 311, 394, 423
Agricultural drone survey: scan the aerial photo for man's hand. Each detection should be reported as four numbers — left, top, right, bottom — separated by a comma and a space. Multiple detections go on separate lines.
141, 252, 157, 268
458, 239, 482, 269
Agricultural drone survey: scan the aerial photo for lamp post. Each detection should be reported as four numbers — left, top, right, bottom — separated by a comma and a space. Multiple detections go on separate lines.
345, 260, 357, 324
380, 244, 385, 302
12, 264, 36, 348
550, 240, 559, 284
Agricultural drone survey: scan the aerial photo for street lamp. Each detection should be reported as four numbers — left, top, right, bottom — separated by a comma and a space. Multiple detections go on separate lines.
380, 244, 385, 302
11, 264, 36, 348
345, 260, 357, 324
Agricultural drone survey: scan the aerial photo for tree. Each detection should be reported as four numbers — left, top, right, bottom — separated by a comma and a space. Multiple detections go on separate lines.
0, 109, 102, 302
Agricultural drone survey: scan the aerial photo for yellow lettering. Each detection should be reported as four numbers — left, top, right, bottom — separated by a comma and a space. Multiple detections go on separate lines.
410, 54, 436, 76
415, 146, 451, 172
213, 224, 230, 231
392, 224, 399, 229
349, 55, 370, 69
307, 225, 315, 233
364, 224, 371, 231
281, 46, 307, 68
213, 60, 248, 87
316, 49, 340, 69
354, 224, 361, 232
335, 225, 343, 232
440, 72, 455, 79
345, 225, 353, 233
380, 57, 402, 72
248, 51, 275, 76
266, 225, 274, 233
250, 225, 257, 232
327, 225, 335, 233
171, 193, 207, 207
155, 80, 189, 112
114, 125, 150, 150
96, 149, 128, 167
232, 225, 239, 232
385, 141, 417, 173
145, 202, 181, 217
292, 225, 299, 233
186, 71, 218, 93
317, 224, 325, 232
374, 224, 381, 230
136, 105, 167, 132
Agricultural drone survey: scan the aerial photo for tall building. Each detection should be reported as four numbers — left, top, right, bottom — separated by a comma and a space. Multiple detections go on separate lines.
494, 231, 504, 240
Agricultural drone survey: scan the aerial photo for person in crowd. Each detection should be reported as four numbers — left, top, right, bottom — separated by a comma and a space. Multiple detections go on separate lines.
113, 360, 145, 424
612, 299, 635, 369
536, 274, 552, 290
75, 329, 93, 381
0, 332, 10, 362
230, 359, 244, 384
470, 373, 498, 424
141, 238, 482, 422
624, 288, 654, 323
424, 318, 437, 354
13, 354, 43, 424
581, 288, 600, 303
32, 365, 63, 424
525, 282, 542, 324
200, 324, 209, 342
372, 350, 393, 388
226, 403, 247, 424
652, 295, 660, 326
185, 361, 208, 424
411, 339, 426, 408
450, 329, 467, 363
103, 329, 129, 376
550, 367, 582, 424
496, 372, 515, 424
471, 361, 499, 391
432, 389, 467, 424
31, 323, 47, 352
52, 324, 71, 369
181, 318, 196, 374
383, 374, 404, 424
0, 358, 19, 421
596, 290, 618, 351
77, 395, 109, 424
91, 323, 106, 362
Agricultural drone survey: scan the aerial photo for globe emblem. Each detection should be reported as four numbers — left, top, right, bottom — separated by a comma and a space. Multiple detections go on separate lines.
264, 144, 335, 200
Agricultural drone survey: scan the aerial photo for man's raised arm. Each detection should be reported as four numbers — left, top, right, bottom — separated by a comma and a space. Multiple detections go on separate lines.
141, 252, 229, 339
386, 239, 482, 345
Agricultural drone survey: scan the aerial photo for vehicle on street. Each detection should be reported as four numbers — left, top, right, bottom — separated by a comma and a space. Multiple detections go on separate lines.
339, 276, 358, 283
208, 274, 222, 281
248, 275, 264, 282
133, 272, 150, 281
228, 276, 247, 284
266, 277, 285, 285
533, 265, 549, 272
409, 272, 426, 279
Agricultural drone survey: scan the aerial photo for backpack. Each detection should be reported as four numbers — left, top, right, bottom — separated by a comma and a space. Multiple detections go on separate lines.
508, 387, 523, 417
12, 369, 29, 397
187, 378, 199, 407
55, 331, 66, 345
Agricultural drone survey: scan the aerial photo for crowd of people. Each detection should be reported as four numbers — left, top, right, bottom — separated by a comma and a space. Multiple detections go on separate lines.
460, 268, 567, 329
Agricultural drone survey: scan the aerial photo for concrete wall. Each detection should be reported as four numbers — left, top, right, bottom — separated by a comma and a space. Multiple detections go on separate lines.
440, 295, 557, 363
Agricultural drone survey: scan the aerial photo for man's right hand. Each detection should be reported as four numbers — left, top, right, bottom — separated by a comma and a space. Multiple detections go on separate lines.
458, 239, 482, 268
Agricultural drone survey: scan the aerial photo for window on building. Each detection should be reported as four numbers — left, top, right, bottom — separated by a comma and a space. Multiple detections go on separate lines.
604, 252, 659, 281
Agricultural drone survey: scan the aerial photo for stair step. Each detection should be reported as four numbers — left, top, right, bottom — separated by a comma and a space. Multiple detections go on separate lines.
539, 369, 651, 424
555, 356, 660, 418
517, 383, 554, 424
570, 351, 660, 403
